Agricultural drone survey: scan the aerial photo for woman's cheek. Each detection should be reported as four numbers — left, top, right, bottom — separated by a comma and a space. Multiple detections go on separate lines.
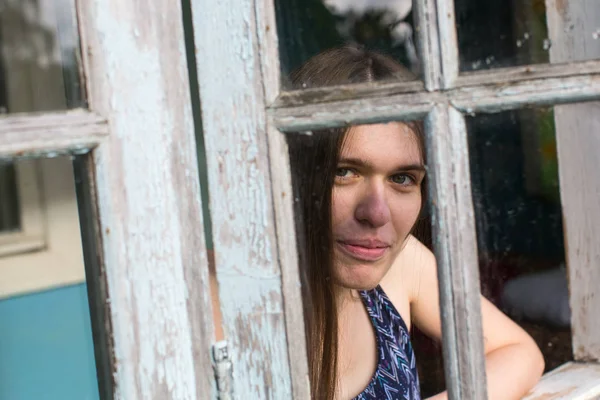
331, 189, 351, 227
392, 194, 422, 233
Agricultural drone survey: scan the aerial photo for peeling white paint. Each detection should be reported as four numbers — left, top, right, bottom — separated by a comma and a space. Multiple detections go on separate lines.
77, 0, 215, 399
190, 0, 294, 397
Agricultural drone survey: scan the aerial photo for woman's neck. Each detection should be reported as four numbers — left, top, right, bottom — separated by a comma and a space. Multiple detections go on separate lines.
333, 284, 362, 310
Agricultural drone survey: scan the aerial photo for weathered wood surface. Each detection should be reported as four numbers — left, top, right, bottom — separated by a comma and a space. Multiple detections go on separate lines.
456, 59, 600, 88
523, 362, 600, 400
255, 0, 311, 397
273, 91, 435, 132
434, 0, 459, 89
546, 0, 600, 362
273, 67, 600, 133
190, 0, 305, 397
77, 1, 215, 399
275, 59, 600, 110
274, 80, 424, 108
425, 105, 487, 400
414, 0, 442, 91
0, 110, 107, 158
451, 73, 600, 113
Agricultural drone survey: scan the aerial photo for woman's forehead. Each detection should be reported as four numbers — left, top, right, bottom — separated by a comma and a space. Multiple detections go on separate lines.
341, 122, 423, 163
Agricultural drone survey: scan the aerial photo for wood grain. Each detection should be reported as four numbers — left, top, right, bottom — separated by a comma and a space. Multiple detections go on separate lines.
77, 1, 216, 398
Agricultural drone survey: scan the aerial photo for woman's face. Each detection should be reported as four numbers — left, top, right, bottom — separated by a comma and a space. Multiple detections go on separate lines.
331, 122, 425, 290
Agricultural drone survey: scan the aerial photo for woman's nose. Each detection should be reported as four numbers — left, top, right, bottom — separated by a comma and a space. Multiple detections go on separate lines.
354, 186, 391, 228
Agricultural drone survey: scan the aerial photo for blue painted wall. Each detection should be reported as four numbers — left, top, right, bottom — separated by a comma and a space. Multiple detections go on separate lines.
0, 283, 99, 400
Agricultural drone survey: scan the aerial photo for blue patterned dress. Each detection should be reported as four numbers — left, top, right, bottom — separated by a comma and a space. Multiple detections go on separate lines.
353, 285, 421, 400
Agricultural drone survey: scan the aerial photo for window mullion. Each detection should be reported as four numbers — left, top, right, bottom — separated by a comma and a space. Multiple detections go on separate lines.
435, 0, 460, 89
414, 0, 442, 90
425, 105, 487, 399
257, 0, 311, 396
415, 0, 459, 90
546, 0, 600, 363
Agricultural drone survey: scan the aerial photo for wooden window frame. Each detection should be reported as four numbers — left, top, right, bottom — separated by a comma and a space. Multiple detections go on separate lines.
0, 2, 216, 399
190, 0, 600, 398
0, 0, 598, 399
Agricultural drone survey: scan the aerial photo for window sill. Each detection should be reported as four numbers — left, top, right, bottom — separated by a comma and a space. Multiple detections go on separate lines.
524, 362, 600, 400
0, 232, 45, 258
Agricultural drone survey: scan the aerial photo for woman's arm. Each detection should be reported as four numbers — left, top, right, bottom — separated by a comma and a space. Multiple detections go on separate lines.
395, 236, 544, 400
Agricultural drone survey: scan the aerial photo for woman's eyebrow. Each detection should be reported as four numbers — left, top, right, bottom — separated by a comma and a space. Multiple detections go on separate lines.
339, 157, 425, 172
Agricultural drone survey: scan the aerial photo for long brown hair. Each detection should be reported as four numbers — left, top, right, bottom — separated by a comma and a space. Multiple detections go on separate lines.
288, 45, 425, 400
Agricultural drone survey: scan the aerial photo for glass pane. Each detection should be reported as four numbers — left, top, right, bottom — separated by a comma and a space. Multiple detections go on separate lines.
455, 0, 549, 71
467, 108, 572, 372
286, 117, 445, 397
0, 163, 20, 232
0, 0, 85, 113
275, 0, 420, 89
455, 0, 600, 72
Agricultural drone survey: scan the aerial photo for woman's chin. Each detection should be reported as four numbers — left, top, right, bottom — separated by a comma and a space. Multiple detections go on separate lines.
333, 264, 386, 291
332, 248, 393, 290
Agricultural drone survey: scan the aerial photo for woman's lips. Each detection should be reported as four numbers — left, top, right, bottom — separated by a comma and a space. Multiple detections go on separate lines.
337, 241, 389, 261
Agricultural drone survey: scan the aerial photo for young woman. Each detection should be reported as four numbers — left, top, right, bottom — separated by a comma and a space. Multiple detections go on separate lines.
288, 45, 544, 400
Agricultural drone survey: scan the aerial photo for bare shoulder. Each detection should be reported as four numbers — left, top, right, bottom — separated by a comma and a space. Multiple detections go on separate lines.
380, 235, 437, 320
382, 235, 434, 296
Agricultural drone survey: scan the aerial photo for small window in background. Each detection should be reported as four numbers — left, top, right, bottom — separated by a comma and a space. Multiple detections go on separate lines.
0, 0, 85, 113
0, 164, 20, 233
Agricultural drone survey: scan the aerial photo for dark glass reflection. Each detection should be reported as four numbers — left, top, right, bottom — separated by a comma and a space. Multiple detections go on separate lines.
455, 0, 550, 71
276, 0, 419, 88
467, 108, 572, 372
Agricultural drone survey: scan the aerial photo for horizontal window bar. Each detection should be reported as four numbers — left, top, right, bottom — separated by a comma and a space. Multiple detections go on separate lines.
451, 74, 600, 113
274, 59, 600, 110
273, 62, 600, 132
272, 92, 435, 132
455, 59, 600, 88
0, 109, 108, 159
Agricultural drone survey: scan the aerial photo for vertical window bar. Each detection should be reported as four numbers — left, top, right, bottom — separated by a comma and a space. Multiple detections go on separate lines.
435, 0, 459, 88
414, 0, 443, 90
425, 105, 487, 399
255, 0, 311, 396
414, 0, 459, 90
546, 0, 600, 362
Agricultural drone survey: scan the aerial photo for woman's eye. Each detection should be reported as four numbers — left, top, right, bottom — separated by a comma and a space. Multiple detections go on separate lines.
391, 174, 415, 185
335, 168, 356, 178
